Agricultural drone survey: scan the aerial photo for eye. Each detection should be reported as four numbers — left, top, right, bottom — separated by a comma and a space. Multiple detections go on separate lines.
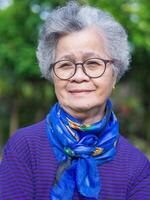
85, 59, 104, 68
59, 63, 70, 68
86, 61, 101, 65
56, 61, 73, 69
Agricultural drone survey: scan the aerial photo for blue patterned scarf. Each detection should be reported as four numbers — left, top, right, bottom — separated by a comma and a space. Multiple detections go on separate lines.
46, 99, 119, 199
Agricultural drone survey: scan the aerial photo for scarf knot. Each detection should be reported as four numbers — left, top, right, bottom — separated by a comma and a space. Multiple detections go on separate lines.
46, 99, 119, 199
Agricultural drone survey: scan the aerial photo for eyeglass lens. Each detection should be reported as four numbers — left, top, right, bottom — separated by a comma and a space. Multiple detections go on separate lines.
53, 58, 107, 80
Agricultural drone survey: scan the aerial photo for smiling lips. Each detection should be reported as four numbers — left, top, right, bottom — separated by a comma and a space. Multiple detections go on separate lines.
69, 89, 95, 94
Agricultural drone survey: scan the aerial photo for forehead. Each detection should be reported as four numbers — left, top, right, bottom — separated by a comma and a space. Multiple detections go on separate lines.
55, 26, 110, 60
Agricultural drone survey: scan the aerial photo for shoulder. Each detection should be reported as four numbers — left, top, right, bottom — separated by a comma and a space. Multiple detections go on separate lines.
118, 135, 149, 161
3, 119, 46, 160
118, 136, 150, 197
117, 135, 150, 177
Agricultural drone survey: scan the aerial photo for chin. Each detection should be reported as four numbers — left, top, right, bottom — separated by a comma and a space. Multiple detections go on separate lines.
69, 102, 94, 112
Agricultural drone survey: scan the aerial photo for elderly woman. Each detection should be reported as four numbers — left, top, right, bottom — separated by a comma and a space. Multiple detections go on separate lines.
0, 2, 150, 200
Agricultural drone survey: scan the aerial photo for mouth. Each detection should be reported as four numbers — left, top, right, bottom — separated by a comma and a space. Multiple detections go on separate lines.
69, 90, 95, 94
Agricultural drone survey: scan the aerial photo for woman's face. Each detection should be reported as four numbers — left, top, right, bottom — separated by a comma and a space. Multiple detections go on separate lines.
52, 27, 116, 119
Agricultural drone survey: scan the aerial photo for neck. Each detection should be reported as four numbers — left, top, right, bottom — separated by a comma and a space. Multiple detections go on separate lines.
62, 104, 106, 124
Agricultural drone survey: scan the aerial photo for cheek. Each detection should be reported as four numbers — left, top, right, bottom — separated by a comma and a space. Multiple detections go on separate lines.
97, 86, 112, 98
54, 83, 62, 98
53, 79, 61, 99
95, 78, 114, 98
54, 80, 68, 103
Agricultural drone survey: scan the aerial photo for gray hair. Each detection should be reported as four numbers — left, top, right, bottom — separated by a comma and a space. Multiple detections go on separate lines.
36, 1, 131, 82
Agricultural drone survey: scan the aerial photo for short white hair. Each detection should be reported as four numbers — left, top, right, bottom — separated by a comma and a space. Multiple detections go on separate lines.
37, 1, 131, 82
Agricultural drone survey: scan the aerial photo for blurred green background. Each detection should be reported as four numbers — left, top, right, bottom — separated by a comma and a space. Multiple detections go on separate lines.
0, 0, 150, 159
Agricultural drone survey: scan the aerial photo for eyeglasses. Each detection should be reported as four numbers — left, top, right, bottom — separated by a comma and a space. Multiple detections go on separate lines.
50, 58, 113, 80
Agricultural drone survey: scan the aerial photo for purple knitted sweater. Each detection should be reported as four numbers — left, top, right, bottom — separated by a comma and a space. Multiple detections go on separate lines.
0, 120, 150, 200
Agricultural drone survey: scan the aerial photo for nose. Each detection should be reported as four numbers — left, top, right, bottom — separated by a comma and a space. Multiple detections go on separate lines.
70, 64, 90, 82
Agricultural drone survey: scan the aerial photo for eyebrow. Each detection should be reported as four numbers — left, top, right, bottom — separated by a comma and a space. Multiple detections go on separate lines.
58, 54, 75, 61
57, 52, 102, 61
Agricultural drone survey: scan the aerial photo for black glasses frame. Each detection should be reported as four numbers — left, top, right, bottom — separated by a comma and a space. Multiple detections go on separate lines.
50, 57, 114, 80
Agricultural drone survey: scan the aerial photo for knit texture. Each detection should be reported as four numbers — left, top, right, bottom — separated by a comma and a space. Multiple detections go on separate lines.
0, 120, 150, 200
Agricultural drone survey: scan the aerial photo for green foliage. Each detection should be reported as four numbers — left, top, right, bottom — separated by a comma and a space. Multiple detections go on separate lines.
0, 0, 59, 148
